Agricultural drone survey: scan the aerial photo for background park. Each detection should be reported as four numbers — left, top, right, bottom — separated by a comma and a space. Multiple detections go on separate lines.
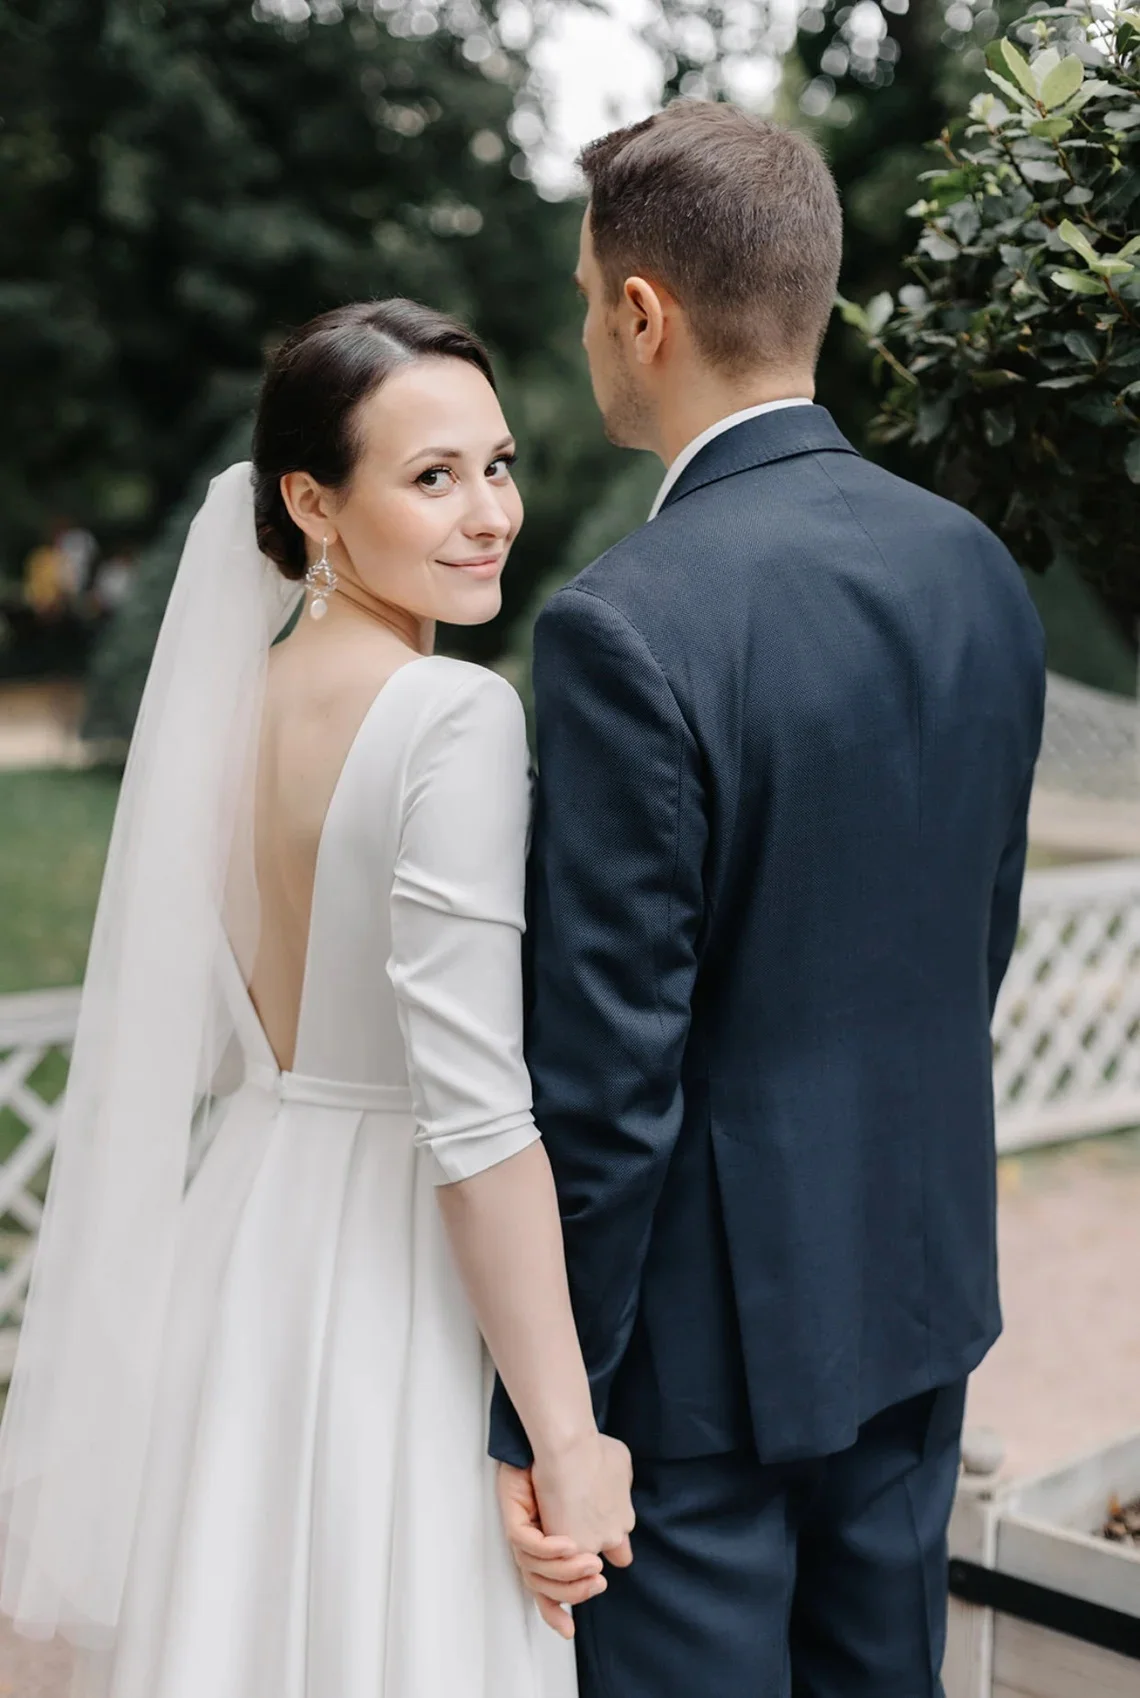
2, 0, 1140, 1690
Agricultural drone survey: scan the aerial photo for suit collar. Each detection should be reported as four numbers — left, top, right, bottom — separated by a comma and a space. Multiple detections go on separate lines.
658, 404, 859, 514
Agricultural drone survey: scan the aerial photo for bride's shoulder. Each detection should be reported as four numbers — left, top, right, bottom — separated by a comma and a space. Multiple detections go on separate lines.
405, 657, 527, 757
413, 655, 523, 715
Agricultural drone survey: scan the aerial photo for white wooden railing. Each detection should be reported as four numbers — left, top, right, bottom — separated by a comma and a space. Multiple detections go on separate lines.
0, 859, 1139, 1361
0, 986, 81, 1374
993, 858, 1140, 1154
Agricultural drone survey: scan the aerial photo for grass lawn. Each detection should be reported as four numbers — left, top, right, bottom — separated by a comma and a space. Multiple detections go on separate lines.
0, 766, 120, 996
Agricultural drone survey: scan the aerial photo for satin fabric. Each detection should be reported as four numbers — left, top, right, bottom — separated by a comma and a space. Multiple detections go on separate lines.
73, 656, 576, 1698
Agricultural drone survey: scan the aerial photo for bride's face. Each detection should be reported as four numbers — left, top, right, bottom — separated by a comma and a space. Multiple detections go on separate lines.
326, 357, 522, 627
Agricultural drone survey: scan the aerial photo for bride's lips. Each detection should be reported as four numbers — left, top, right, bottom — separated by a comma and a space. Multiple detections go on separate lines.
438, 554, 504, 579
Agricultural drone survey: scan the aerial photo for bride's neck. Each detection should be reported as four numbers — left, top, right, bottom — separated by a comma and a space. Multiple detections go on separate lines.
302, 570, 430, 656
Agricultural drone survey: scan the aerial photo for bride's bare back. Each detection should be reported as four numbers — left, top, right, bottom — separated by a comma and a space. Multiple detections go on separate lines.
239, 343, 523, 1071
248, 620, 419, 1071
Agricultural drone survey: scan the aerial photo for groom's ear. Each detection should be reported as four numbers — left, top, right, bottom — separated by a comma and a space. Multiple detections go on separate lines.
623, 275, 668, 366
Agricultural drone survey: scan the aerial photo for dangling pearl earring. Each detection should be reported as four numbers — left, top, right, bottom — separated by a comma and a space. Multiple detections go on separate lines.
305, 536, 337, 621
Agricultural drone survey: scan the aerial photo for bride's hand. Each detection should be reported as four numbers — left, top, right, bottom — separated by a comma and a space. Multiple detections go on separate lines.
532, 1432, 635, 1569
497, 1464, 610, 1637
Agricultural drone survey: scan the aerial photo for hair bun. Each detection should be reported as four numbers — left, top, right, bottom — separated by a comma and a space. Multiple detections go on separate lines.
253, 473, 308, 580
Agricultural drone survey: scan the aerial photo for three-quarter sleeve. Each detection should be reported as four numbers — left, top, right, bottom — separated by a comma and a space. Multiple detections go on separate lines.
387, 669, 540, 1185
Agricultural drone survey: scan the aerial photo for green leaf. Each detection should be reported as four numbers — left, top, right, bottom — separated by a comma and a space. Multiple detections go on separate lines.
1058, 219, 1100, 265
1028, 117, 1073, 140
949, 201, 981, 244
970, 92, 1011, 127
1051, 268, 1107, 294
865, 291, 894, 335
1119, 236, 1140, 259
1039, 55, 1084, 110
999, 38, 1042, 100
1105, 109, 1140, 131
1064, 185, 1094, 205
1071, 394, 1122, 428
914, 396, 952, 445
1038, 374, 1092, 388
1020, 160, 1069, 184
1125, 437, 1140, 483
984, 68, 1037, 112
1063, 329, 1100, 362
1058, 84, 1098, 116
970, 369, 1027, 387
919, 231, 959, 263
983, 407, 1017, 446
834, 293, 870, 332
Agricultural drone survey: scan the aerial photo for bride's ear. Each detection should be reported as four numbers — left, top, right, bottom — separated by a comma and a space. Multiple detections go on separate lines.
280, 471, 339, 554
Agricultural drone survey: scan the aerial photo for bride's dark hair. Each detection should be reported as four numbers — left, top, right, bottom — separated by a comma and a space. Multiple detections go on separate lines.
252, 298, 497, 580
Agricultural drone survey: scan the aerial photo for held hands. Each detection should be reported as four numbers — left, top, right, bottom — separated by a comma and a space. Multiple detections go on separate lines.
497, 1433, 635, 1639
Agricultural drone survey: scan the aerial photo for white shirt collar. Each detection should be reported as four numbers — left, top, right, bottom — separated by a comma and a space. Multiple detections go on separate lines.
648, 398, 814, 520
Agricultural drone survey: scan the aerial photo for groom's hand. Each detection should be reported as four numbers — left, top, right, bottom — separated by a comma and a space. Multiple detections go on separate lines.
497, 1464, 609, 1637
532, 1431, 636, 1570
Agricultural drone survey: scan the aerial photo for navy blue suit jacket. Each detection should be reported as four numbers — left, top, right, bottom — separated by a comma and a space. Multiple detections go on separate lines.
490, 406, 1045, 1466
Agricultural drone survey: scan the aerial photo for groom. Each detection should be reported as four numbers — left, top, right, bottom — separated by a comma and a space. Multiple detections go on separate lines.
492, 102, 1045, 1695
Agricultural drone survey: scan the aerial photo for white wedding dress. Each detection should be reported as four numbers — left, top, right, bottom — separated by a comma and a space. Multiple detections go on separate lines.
72, 655, 577, 1698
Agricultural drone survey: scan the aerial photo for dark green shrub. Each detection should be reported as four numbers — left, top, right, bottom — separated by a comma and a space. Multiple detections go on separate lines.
841, 3, 1140, 618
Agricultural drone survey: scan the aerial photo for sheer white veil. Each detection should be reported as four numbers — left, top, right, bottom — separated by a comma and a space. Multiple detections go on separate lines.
0, 462, 301, 1645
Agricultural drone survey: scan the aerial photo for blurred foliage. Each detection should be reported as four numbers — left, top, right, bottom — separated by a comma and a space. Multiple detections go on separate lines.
6, 0, 1137, 737
840, 3, 1140, 625
83, 419, 254, 741
784, 0, 1037, 458
0, 0, 625, 735
501, 450, 662, 706
1025, 553, 1137, 690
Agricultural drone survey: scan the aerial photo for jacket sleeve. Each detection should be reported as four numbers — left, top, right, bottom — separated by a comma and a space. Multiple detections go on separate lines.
489, 586, 707, 1462
987, 646, 1046, 1018
986, 762, 1033, 1018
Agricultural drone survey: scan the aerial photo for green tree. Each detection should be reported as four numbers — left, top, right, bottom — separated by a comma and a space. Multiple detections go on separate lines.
844, 4, 1140, 627
0, 0, 626, 728
784, 0, 1007, 445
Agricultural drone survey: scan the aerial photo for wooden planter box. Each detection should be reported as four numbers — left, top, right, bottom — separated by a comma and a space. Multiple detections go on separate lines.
944, 1431, 1140, 1697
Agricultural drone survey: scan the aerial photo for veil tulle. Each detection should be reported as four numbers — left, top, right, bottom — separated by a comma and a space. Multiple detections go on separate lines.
0, 462, 301, 1645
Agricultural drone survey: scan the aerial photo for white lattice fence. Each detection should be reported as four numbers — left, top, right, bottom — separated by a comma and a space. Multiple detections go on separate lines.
1037, 673, 1140, 803
993, 858, 1140, 1153
0, 863, 1137, 1372
0, 987, 80, 1376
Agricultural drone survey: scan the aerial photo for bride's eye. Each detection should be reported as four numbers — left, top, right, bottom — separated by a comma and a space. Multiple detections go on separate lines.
487, 453, 518, 481
416, 466, 454, 492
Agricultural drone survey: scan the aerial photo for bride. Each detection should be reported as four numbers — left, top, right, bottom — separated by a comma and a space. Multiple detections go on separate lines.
0, 298, 634, 1697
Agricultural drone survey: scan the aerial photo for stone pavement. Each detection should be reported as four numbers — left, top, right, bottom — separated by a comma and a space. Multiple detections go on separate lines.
1, 1130, 1138, 1694
967, 1126, 1140, 1479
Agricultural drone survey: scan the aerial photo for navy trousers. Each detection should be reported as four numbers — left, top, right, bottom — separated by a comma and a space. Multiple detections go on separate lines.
575, 1380, 967, 1698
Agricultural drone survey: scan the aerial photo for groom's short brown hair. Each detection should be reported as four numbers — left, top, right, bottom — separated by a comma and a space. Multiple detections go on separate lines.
579, 103, 843, 372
